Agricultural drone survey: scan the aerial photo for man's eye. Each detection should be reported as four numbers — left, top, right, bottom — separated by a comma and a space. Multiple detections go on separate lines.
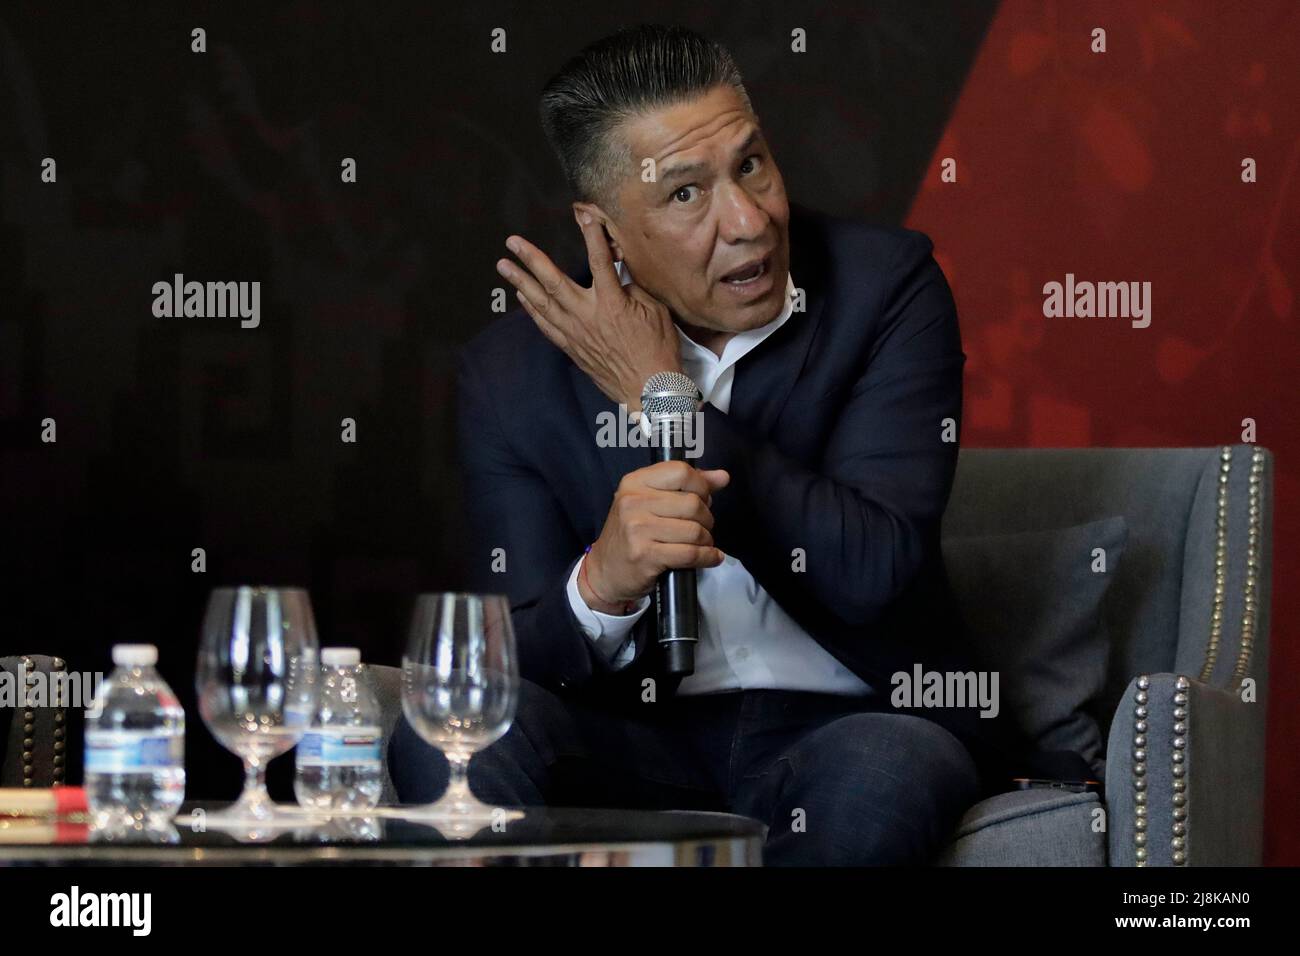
672, 185, 699, 204
740, 155, 762, 175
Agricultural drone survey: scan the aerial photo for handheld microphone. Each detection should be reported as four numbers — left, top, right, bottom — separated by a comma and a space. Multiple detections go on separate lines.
641, 371, 703, 678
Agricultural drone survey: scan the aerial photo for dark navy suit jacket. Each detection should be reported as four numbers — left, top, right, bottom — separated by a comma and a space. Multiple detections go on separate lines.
457, 202, 1061, 786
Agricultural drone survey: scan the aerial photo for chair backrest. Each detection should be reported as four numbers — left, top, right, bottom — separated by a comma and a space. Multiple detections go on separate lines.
941, 445, 1273, 736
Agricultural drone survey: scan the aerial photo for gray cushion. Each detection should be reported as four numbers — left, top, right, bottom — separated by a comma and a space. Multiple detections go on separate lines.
942, 516, 1128, 779
937, 788, 1106, 866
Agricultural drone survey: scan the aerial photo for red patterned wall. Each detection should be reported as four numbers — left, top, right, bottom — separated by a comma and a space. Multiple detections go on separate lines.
907, 0, 1299, 865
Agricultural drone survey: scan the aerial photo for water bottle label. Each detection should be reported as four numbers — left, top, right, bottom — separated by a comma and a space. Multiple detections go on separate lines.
85, 729, 183, 773
297, 727, 382, 767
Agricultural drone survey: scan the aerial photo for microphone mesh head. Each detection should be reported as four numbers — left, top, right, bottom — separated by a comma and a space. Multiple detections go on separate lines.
641, 371, 701, 421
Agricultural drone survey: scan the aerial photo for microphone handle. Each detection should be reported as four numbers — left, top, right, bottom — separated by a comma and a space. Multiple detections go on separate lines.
653, 419, 697, 677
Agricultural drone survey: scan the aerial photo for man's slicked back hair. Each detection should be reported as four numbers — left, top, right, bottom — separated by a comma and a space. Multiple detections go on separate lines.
539, 23, 752, 217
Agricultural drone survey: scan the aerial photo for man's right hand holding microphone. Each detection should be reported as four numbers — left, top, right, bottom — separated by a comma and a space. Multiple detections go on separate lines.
577, 461, 730, 616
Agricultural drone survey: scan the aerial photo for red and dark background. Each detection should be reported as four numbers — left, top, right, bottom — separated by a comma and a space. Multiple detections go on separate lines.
1, 2, 1295, 862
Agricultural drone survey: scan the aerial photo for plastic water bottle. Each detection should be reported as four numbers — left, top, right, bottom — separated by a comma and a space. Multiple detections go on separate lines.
85, 644, 186, 827
294, 648, 383, 811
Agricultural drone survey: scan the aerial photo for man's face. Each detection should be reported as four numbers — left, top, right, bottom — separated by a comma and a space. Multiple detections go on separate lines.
593, 84, 790, 334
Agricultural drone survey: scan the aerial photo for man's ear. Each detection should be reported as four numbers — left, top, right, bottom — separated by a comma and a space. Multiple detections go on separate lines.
572, 201, 624, 262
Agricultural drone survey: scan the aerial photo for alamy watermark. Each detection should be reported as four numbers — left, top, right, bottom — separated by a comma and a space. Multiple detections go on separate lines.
49, 886, 151, 936
0, 659, 104, 712
891, 665, 1000, 719
152, 273, 260, 328
596, 404, 704, 458
1042, 273, 1151, 328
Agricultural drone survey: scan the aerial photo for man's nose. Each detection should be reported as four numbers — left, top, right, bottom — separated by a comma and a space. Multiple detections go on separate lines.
716, 183, 768, 242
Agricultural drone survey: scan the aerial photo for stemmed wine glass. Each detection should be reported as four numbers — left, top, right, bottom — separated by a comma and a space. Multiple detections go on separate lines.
196, 586, 319, 829
401, 592, 524, 833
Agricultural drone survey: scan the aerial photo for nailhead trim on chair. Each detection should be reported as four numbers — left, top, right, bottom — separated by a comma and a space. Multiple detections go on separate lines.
1199, 446, 1232, 682
16, 655, 70, 787
1167, 445, 1263, 865
1128, 676, 1190, 868
1132, 675, 1190, 867
1233, 448, 1265, 684
1175, 446, 1236, 864
52, 656, 66, 785
1172, 676, 1189, 865
1133, 675, 1148, 865
21, 655, 35, 787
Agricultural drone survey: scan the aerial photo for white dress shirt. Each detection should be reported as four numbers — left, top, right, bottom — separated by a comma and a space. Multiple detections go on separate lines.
564, 259, 873, 696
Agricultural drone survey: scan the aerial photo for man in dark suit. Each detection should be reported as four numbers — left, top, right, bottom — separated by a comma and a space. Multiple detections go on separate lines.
391, 23, 1034, 865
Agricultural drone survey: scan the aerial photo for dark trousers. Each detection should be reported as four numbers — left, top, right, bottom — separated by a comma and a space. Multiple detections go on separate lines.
388, 677, 986, 866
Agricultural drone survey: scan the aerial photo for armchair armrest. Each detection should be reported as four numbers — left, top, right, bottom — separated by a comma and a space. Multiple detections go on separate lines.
1105, 673, 1264, 866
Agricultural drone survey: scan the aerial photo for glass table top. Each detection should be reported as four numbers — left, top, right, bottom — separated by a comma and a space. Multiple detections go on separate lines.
0, 802, 768, 866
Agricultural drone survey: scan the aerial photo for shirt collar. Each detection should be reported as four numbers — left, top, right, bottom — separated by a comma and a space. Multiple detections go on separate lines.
613, 258, 797, 371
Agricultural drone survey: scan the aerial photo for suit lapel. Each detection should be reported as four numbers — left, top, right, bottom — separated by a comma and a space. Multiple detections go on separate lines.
727, 203, 829, 434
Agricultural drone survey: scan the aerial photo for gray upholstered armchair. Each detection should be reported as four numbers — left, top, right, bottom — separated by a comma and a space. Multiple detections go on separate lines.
934, 445, 1272, 866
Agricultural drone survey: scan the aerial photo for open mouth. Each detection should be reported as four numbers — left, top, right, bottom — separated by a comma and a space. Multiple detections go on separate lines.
721, 255, 770, 285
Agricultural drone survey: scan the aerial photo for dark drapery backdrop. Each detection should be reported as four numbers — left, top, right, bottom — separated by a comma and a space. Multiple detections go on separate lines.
2, 2, 1295, 863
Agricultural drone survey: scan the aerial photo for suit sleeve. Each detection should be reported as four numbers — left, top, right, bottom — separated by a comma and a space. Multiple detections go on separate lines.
697, 230, 964, 630
457, 344, 651, 691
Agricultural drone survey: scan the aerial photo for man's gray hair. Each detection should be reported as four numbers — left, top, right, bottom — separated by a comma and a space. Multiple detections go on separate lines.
539, 24, 752, 218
